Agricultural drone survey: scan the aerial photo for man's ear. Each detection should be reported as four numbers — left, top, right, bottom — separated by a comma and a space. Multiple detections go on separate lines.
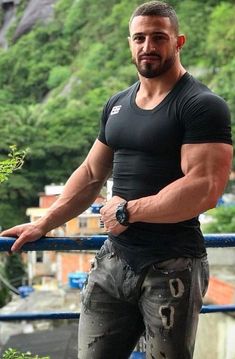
177, 34, 186, 51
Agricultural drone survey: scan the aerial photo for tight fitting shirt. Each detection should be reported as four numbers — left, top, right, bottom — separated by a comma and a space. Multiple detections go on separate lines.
98, 72, 232, 272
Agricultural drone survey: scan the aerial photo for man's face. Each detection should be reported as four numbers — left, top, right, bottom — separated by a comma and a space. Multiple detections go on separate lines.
129, 16, 180, 78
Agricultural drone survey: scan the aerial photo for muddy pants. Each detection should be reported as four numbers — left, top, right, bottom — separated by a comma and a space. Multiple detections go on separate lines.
78, 239, 209, 359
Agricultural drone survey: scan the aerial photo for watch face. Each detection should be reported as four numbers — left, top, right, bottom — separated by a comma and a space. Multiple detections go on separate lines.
116, 210, 126, 224
116, 202, 129, 226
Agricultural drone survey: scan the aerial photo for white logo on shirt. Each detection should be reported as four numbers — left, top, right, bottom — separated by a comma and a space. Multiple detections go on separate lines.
111, 105, 122, 115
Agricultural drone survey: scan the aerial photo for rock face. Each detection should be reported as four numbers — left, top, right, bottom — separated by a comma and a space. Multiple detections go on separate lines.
0, 3, 16, 48
13, 0, 57, 41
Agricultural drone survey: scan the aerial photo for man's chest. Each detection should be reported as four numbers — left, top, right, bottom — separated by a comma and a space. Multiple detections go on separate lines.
105, 102, 183, 156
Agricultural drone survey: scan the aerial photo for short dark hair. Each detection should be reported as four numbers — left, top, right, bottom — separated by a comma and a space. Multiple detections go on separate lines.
129, 1, 179, 35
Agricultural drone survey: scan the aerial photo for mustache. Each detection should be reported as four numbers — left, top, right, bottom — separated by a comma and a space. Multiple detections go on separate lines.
139, 52, 161, 59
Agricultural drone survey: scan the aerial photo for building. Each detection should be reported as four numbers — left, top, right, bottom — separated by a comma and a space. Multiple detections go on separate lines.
25, 184, 106, 288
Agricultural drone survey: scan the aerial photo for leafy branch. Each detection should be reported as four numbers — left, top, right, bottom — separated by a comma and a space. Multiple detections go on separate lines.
0, 146, 28, 184
2, 348, 50, 359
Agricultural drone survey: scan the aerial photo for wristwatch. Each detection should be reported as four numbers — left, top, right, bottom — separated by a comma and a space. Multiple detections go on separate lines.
115, 200, 129, 226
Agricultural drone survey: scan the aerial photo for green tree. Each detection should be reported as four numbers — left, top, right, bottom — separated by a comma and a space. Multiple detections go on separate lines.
0, 146, 27, 184
206, 2, 235, 69
204, 3, 235, 127
203, 207, 235, 233
0, 261, 11, 307
5, 253, 26, 288
0, 146, 27, 305
177, 1, 215, 67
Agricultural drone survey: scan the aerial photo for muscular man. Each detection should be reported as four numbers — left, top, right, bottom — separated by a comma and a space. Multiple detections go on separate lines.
1, 1, 233, 358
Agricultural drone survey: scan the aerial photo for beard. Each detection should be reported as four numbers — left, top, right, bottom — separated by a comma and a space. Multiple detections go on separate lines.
132, 53, 176, 78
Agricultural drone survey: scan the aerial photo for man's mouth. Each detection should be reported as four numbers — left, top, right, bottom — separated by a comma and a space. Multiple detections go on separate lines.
139, 54, 161, 62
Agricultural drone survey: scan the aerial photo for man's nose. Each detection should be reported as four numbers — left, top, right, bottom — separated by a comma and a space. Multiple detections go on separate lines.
143, 38, 155, 53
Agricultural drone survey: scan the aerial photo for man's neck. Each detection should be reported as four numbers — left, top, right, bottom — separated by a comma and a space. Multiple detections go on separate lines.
135, 65, 186, 110
138, 65, 186, 98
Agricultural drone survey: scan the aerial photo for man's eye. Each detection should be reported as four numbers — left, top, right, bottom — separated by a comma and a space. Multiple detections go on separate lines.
153, 35, 167, 42
133, 36, 145, 43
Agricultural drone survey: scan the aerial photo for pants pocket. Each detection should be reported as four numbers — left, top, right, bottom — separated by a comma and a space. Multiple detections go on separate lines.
200, 258, 209, 297
153, 257, 192, 275
81, 280, 95, 309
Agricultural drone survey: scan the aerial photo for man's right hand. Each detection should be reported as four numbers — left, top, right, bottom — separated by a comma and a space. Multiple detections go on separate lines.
0, 223, 45, 253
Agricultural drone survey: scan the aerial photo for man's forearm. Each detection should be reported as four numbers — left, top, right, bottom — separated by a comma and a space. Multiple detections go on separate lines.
35, 163, 109, 234
128, 174, 223, 224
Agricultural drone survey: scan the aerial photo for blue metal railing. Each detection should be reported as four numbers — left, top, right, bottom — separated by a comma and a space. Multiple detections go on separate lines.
0, 235, 107, 252
0, 234, 235, 322
1, 233, 235, 252
0, 304, 235, 322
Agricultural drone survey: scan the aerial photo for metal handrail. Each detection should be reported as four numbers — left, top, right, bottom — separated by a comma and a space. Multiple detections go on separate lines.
0, 235, 107, 251
1, 233, 235, 252
0, 304, 235, 322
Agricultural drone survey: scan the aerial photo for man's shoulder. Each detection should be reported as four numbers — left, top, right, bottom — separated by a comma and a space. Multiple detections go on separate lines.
179, 73, 211, 96
179, 74, 228, 109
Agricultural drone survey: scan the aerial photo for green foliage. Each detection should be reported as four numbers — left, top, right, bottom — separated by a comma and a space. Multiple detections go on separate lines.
47, 66, 70, 89
0, 143, 27, 305
5, 253, 26, 288
0, 253, 25, 306
203, 207, 235, 233
0, 258, 11, 307
0, 283, 10, 308
178, 1, 214, 66
209, 57, 235, 128
0, 22, 72, 103
0, 146, 28, 184
2, 348, 50, 359
206, 2, 235, 68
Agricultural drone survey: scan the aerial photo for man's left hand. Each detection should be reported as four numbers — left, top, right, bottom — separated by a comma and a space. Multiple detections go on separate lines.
100, 196, 129, 235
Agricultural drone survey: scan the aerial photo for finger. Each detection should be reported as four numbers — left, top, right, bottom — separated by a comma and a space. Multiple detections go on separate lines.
0, 228, 17, 237
11, 236, 28, 252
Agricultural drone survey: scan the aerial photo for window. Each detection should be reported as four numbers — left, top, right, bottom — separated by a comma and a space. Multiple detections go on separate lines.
36, 251, 43, 263
79, 217, 87, 229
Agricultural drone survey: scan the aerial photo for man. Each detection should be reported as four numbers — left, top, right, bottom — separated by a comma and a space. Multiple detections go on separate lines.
1, 1, 233, 358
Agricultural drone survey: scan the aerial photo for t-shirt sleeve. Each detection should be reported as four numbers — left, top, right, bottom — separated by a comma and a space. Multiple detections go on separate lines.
97, 100, 110, 145
182, 93, 232, 145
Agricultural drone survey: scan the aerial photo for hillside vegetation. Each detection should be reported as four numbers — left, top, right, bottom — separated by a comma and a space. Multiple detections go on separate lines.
0, 0, 234, 227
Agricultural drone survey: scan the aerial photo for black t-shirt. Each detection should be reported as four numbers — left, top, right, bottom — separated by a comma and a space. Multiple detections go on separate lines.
98, 72, 232, 272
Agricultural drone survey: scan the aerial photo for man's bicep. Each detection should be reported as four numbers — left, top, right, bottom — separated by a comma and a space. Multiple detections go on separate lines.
84, 139, 113, 180
181, 143, 233, 191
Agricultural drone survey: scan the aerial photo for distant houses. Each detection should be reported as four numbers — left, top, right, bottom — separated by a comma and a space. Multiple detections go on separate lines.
24, 183, 107, 289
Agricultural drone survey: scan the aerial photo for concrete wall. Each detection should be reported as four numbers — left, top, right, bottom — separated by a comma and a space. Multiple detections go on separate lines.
207, 248, 235, 266
195, 313, 235, 359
